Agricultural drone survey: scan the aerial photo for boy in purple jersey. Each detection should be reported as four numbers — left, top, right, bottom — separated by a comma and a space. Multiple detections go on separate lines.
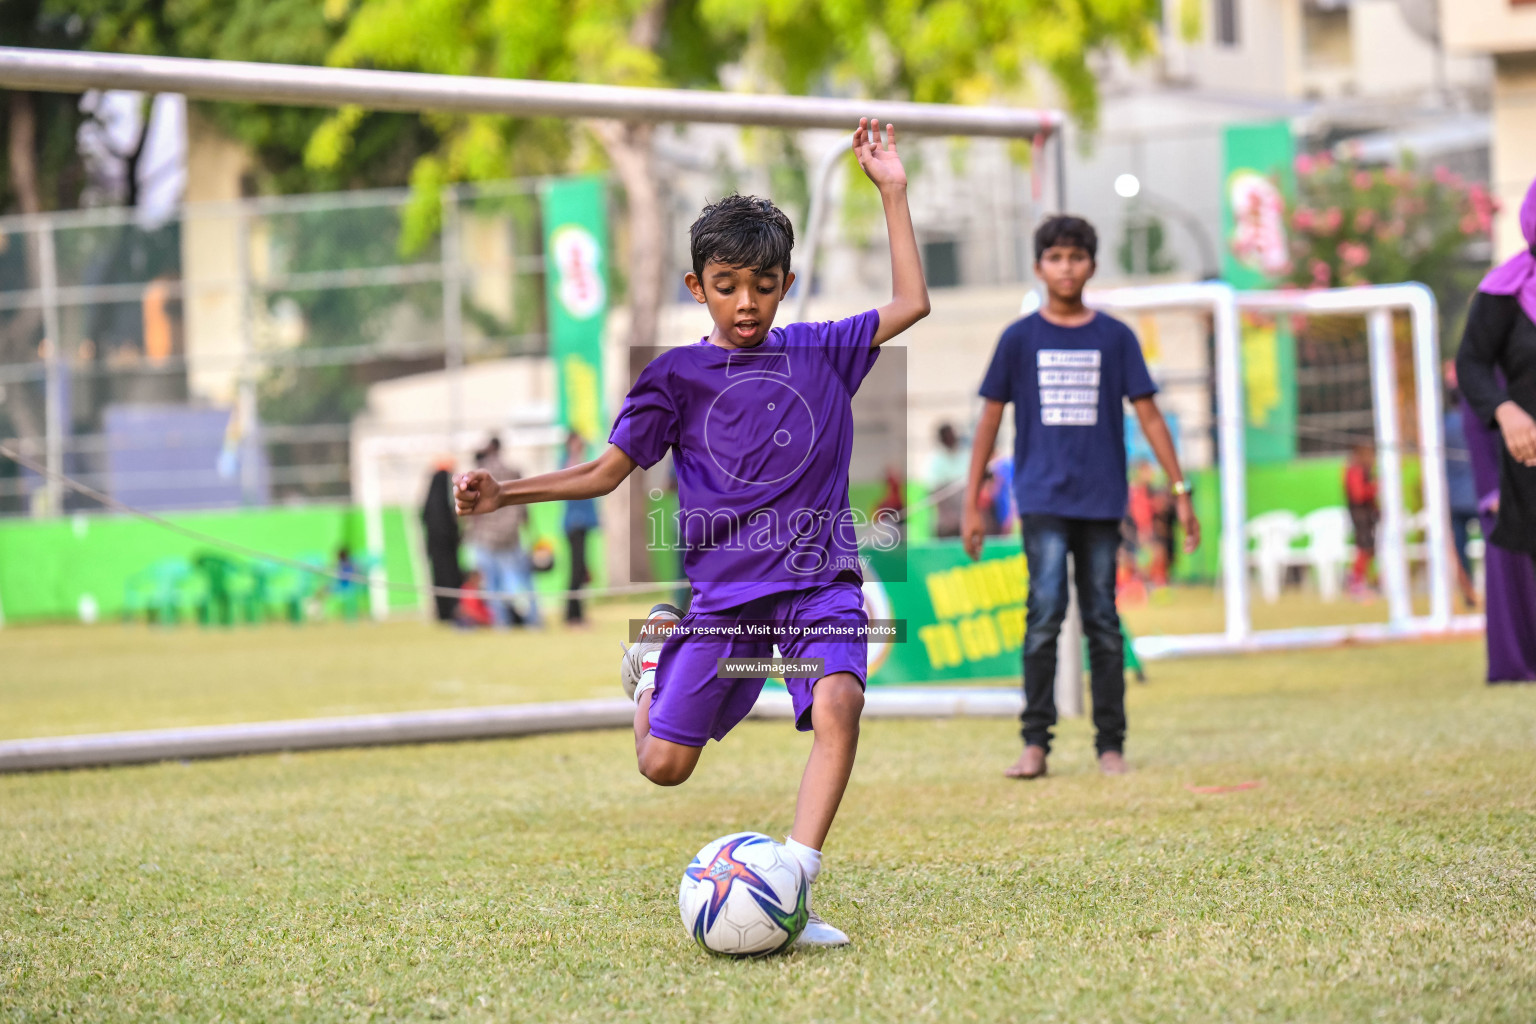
454, 118, 929, 946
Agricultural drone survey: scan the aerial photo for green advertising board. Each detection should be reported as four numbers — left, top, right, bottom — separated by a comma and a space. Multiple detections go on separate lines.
1222, 121, 1298, 464
540, 175, 609, 443
864, 541, 1026, 685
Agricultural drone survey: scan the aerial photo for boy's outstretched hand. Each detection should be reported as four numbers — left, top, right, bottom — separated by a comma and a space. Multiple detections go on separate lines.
454, 470, 501, 517
853, 117, 906, 191
858, 117, 929, 346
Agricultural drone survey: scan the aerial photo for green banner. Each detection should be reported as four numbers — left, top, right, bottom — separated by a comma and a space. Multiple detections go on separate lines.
540, 175, 609, 443
1222, 121, 1298, 463
864, 541, 1026, 684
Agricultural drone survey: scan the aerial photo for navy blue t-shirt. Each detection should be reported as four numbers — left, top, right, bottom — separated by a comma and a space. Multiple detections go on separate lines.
978, 311, 1157, 521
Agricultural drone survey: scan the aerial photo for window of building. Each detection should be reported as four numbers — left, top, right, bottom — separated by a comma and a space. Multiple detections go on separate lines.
921, 239, 961, 289
1302, 0, 1353, 69
1213, 0, 1240, 47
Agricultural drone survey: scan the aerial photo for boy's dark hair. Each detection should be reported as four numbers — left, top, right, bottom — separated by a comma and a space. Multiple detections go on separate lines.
1034, 215, 1098, 262
689, 194, 795, 279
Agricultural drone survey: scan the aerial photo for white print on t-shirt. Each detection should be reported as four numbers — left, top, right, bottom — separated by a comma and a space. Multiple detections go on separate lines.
1038, 349, 1101, 426
1038, 368, 1100, 386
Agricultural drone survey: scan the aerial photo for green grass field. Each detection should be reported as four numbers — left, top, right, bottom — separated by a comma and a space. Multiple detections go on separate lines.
3, 602, 1535, 1022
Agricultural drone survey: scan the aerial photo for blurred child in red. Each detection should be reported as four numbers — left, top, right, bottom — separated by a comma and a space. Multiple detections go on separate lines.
1344, 443, 1379, 595
456, 570, 494, 628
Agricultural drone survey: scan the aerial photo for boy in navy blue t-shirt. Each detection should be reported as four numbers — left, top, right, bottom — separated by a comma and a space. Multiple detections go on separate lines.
963, 216, 1200, 779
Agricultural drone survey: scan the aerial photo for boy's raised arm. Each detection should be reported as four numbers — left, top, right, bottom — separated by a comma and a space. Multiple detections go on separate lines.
853, 118, 930, 347
456, 445, 636, 516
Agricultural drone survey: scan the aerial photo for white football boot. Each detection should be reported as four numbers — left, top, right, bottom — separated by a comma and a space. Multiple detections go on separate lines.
620, 603, 682, 702
795, 903, 850, 948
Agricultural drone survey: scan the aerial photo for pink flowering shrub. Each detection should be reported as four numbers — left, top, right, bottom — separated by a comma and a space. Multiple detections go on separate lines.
1282, 151, 1497, 294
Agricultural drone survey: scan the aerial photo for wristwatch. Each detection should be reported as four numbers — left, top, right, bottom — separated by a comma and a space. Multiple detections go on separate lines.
1171, 479, 1193, 498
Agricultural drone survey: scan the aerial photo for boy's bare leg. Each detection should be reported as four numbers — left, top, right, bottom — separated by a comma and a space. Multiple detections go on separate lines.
633, 689, 703, 786
789, 673, 865, 850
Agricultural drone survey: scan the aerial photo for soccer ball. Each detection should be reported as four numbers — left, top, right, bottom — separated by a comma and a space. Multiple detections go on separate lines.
678, 832, 809, 957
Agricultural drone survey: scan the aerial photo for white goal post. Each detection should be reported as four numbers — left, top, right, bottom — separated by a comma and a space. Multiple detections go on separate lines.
1080, 281, 1466, 661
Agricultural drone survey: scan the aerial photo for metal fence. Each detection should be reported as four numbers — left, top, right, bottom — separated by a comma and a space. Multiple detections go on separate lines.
0, 180, 551, 515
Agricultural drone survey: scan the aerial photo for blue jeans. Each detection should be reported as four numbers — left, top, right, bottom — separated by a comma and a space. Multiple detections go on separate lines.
1451, 510, 1477, 577
1021, 515, 1125, 755
473, 546, 541, 628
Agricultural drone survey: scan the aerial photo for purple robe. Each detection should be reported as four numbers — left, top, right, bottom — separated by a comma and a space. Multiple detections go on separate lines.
1461, 396, 1536, 682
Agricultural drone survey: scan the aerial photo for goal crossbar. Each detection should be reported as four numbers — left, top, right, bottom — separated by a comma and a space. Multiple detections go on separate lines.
0, 47, 1063, 139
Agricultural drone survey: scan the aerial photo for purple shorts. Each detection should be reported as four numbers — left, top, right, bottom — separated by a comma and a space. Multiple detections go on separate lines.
647, 581, 868, 747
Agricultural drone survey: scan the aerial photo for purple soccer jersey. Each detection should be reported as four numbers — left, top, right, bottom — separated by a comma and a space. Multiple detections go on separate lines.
609, 310, 881, 612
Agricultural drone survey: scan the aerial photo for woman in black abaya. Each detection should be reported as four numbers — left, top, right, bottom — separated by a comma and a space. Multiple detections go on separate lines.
422, 465, 464, 622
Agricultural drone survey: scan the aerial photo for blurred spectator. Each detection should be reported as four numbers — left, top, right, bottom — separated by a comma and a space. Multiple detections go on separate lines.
976, 460, 1014, 536
927, 422, 968, 537
330, 545, 365, 619
562, 431, 599, 627
421, 461, 463, 623
1443, 362, 1480, 608
1455, 172, 1536, 681
1125, 460, 1155, 579
872, 465, 907, 541
983, 455, 1015, 536
1151, 482, 1177, 586
455, 570, 495, 628
466, 437, 541, 628
1344, 443, 1380, 596
1462, 388, 1536, 681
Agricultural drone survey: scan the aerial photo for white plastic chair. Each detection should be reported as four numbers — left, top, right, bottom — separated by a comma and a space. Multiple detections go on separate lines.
1403, 508, 1431, 569
1300, 506, 1353, 603
1246, 510, 1301, 605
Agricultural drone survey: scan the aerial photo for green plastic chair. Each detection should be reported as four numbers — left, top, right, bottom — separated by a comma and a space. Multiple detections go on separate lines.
192, 552, 248, 627
238, 560, 282, 624
265, 556, 328, 624
123, 558, 202, 626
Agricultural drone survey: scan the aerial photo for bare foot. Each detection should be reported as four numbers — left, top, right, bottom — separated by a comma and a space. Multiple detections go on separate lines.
1098, 750, 1129, 775
1004, 745, 1048, 779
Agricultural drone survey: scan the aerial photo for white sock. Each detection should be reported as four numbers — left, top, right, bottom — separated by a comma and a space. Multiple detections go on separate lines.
634, 651, 660, 703
784, 837, 822, 885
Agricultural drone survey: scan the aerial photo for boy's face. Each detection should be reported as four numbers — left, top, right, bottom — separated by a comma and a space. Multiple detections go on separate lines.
685, 261, 795, 348
1035, 244, 1095, 303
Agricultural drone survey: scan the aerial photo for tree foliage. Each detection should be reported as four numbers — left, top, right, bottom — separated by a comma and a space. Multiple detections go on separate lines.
0, 4, 89, 217
1283, 152, 1496, 295
58, 0, 440, 194
702, 0, 1159, 122
317, 0, 1161, 237
1282, 151, 1496, 341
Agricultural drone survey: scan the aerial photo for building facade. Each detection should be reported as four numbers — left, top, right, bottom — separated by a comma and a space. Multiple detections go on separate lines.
1442, 0, 1536, 257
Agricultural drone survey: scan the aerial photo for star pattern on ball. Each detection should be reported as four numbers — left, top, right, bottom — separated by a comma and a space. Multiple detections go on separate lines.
684, 835, 778, 931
